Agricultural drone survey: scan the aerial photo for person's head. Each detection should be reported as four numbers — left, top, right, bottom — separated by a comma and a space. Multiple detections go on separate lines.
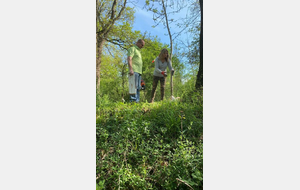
159, 48, 169, 61
136, 39, 145, 49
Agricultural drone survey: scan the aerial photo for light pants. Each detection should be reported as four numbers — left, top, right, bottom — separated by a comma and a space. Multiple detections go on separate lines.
130, 72, 141, 103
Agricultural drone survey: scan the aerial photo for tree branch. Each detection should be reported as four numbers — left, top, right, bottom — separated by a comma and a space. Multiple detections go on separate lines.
106, 38, 127, 50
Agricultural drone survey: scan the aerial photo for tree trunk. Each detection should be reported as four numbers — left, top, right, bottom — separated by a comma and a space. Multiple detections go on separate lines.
121, 64, 126, 99
195, 0, 203, 90
96, 0, 128, 92
162, 0, 173, 96
96, 38, 105, 91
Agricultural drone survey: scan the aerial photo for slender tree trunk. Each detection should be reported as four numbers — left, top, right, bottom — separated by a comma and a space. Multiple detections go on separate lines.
96, 38, 105, 91
162, 0, 173, 96
195, 0, 203, 90
121, 64, 126, 99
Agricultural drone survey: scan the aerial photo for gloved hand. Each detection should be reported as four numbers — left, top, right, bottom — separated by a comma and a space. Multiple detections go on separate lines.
161, 71, 166, 76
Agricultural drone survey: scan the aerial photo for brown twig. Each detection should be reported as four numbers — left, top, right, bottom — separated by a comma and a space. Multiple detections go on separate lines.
176, 178, 194, 190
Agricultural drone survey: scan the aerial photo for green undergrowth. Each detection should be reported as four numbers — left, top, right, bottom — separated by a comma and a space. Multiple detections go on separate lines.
96, 92, 203, 190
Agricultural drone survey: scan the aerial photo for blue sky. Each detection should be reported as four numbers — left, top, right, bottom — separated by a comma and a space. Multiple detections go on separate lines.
128, 0, 195, 47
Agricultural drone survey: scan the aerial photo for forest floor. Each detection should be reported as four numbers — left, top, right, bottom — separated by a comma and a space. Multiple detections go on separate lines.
96, 91, 203, 190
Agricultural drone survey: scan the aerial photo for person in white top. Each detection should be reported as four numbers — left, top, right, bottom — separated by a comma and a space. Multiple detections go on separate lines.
150, 49, 174, 103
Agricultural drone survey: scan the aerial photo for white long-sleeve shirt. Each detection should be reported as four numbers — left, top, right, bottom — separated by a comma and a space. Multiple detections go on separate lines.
153, 57, 173, 77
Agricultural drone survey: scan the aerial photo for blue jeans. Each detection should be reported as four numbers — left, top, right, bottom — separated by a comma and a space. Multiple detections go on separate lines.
130, 72, 141, 103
